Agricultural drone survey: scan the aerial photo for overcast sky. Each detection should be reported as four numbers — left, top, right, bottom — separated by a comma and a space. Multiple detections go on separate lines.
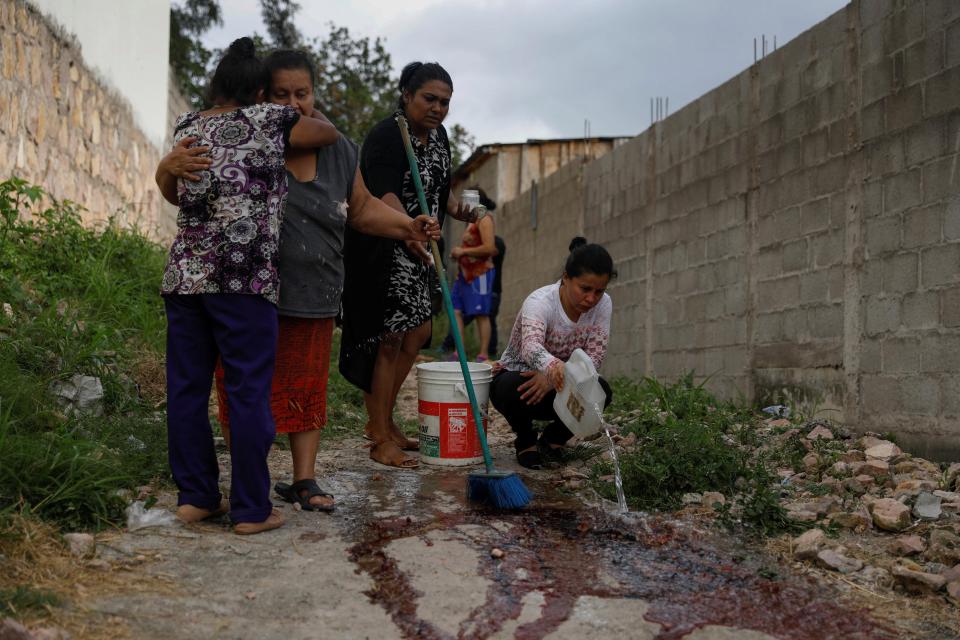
205, 0, 849, 145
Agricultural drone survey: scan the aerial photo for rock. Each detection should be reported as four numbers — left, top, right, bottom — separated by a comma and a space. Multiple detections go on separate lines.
85, 559, 111, 571
50, 374, 104, 417
0, 618, 33, 640
855, 460, 889, 479
829, 461, 850, 477
816, 549, 864, 574
943, 564, 960, 583
855, 565, 892, 587
858, 435, 886, 450
244, 591, 257, 600
681, 493, 702, 505
793, 528, 826, 560
768, 417, 792, 428
934, 491, 960, 502
560, 468, 588, 480
913, 492, 943, 521
802, 453, 820, 473
889, 535, 926, 556
829, 511, 871, 531
701, 492, 725, 508
63, 532, 95, 559
948, 580, 960, 602
806, 425, 834, 441
869, 498, 913, 531
864, 442, 901, 460
1, 303, 12, 319
894, 460, 919, 474
490, 548, 505, 559
926, 530, 960, 565
787, 510, 819, 523
947, 463, 960, 491
892, 565, 946, 593
31, 628, 71, 640
894, 479, 938, 498
818, 478, 842, 494
843, 477, 867, 495
619, 433, 637, 447
840, 450, 866, 464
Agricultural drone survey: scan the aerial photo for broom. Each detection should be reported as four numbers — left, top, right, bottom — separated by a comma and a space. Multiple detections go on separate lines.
396, 115, 531, 509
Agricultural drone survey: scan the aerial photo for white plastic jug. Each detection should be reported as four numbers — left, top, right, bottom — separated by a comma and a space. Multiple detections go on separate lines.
553, 348, 606, 438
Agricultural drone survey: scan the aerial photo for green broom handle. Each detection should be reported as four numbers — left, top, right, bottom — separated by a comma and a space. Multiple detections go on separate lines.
396, 115, 494, 473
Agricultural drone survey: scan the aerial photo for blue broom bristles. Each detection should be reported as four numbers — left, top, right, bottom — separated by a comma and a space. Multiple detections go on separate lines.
467, 472, 532, 509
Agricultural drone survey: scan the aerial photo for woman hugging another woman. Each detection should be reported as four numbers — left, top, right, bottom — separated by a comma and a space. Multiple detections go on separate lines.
156, 38, 338, 534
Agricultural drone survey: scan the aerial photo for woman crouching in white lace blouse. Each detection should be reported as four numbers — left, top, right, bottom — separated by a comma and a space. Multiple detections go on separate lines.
490, 237, 616, 469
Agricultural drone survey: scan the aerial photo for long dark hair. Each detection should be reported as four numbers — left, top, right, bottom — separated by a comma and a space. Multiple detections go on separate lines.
397, 61, 452, 109
207, 37, 267, 107
564, 237, 616, 279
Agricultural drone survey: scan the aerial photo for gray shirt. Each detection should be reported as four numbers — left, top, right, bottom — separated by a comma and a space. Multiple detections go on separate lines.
277, 136, 359, 318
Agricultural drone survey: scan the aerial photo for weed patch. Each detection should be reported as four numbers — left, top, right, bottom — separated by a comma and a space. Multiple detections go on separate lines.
593, 375, 797, 535
0, 178, 168, 529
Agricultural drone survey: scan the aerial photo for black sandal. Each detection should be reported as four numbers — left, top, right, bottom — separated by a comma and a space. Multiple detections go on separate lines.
516, 449, 543, 470
274, 479, 335, 512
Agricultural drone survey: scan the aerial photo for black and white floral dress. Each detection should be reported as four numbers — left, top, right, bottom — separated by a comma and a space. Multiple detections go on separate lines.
339, 111, 451, 392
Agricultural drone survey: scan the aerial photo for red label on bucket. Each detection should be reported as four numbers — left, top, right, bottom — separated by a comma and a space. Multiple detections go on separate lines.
419, 401, 487, 459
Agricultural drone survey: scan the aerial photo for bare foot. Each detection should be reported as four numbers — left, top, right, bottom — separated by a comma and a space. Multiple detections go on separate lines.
176, 500, 228, 523
233, 509, 284, 535
369, 440, 419, 469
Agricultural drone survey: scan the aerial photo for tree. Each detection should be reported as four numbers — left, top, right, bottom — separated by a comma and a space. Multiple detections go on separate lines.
169, 0, 223, 109
309, 25, 396, 143
260, 0, 303, 50
448, 123, 476, 170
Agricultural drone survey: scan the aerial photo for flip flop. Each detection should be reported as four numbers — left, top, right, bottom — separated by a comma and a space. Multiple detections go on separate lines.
274, 478, 336, 512
363, 426, 420, 451
370, 440, 420, 469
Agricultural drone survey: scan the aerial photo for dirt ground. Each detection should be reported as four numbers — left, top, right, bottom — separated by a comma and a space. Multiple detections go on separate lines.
44, 370, 957, 639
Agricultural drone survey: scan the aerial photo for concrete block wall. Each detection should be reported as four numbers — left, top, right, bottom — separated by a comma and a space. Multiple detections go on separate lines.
0, 0, 172, 239
856, 0, 960, 458
496, 0, 960, 459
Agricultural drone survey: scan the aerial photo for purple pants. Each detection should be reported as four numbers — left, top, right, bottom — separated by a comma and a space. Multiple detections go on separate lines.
164, 293, 278, 524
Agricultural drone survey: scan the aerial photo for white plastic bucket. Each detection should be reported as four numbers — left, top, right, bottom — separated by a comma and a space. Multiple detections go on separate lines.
416, 361, 493, 466
553, 348, 607, 438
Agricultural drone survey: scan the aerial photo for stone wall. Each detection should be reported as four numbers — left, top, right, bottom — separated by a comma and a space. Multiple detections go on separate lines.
496, 0, 960, 459
0, 0, 174, 239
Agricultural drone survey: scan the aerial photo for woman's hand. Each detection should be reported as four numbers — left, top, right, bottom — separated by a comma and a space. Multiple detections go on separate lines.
160, 137, 212, 182
450, 246, 464, 259
449, 200, 480, 223
405, 239, 432, 263
546, 360, 565, 392
517, 370, 556, 405
408, 215, 440, 243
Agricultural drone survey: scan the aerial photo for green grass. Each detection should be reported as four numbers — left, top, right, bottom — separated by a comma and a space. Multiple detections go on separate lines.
594, 374, 798, 535
0, 177, 169, 530
0, 586, 61, 617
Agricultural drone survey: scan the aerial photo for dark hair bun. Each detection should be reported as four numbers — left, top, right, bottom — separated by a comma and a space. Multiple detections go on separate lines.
568, 236, 588, 252
227, 37, 257, 59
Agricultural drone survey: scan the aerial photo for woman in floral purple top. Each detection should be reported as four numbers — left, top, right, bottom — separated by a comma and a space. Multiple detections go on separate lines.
155, 38, 338, 535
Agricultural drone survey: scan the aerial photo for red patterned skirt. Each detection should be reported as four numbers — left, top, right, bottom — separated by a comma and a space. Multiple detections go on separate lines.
215, 316, 334, 434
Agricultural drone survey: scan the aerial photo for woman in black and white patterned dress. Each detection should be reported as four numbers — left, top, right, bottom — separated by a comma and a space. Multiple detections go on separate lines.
340, 61, 479, 469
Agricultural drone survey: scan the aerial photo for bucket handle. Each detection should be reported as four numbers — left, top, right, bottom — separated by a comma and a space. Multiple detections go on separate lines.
455, 383, 489, 421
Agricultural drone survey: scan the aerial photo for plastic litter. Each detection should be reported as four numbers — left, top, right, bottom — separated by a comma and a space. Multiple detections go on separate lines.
126, 501, 178, 531
762, 405, 791, 418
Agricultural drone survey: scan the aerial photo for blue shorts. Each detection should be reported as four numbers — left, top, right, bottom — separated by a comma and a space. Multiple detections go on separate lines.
451, 268, 496, 316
